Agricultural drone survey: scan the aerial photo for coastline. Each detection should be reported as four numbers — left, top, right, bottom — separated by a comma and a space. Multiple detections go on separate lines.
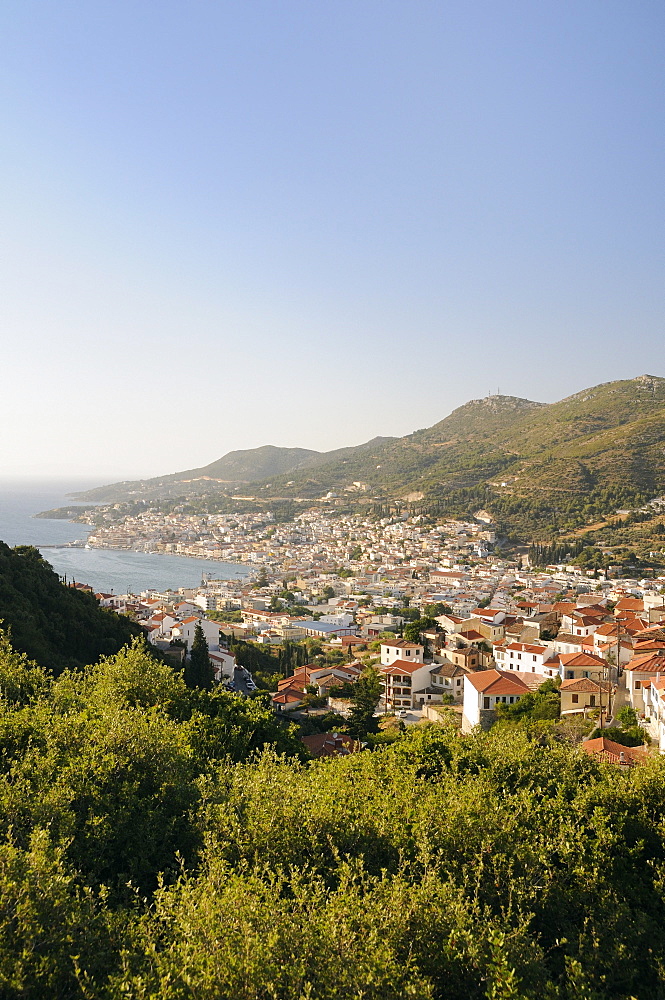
72, 543, 252, 572
39, 539, 251, 572
33, 512, 251, 573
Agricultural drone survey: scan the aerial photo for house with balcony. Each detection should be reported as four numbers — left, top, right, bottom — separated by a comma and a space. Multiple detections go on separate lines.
557, 650, 609, 683
380, 659, 431, 711
641, 676, 665, 751
208, 649, 237, 681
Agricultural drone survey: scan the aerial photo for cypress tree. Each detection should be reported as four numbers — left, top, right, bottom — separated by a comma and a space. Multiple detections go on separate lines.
185, 622, 214, 690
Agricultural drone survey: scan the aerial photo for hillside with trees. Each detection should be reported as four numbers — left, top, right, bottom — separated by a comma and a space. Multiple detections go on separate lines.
71, 438, 398, 503
0, 543, 141, 672
268, 376, 665, 534
62, 375, 665, 545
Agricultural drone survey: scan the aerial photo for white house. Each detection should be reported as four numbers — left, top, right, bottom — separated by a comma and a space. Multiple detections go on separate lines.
557, 651, 609, 683
493, 642, 558, 677
428, 661, 467, 703
319, 613, 355, 628
171, 616, 224, 651
462, 670, 545, 732
624, 653, 665, 716
173, 601, 204, 619
144, 612, 176, 637
592, 624, 633, 665
642, 676, 665, 751
195, 592, 218, 612
553, 634, 585, 656
209, 649, 237, 681
380, 641, 425, 666
561, 611, 604, 638
471, 607, 506, 626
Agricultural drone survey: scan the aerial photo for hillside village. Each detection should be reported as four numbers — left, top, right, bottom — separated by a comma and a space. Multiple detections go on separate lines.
76, 505, 665, 758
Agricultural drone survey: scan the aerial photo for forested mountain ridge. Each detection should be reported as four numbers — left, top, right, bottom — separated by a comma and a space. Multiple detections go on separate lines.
72, 438, 397, 502
257, 375, 665, 538
0, 542, 141, 672
67, 375, 665, 541
266, 393, 545, 496
74, 444, 323, 501
265, 376, 665, 498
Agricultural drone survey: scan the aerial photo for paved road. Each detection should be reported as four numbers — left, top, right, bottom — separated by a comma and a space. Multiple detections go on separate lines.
231, 666, 256, 696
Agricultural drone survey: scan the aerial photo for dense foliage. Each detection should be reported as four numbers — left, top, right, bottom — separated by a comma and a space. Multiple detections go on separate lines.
0, 630, 664, 997
0, 543, 141, 672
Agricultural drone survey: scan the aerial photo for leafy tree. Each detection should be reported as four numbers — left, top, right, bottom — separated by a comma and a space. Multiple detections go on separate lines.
185, 622, 214, 690
398, 607, 420, 621
403, 617, 437, 643
0, 831, 116, 998
588, 724, 649, 747
425, 602, 452, 617
347, 666, 381, 737
0, 631, 51, 706
616, 704, 638, 729
495, 679, 561, 723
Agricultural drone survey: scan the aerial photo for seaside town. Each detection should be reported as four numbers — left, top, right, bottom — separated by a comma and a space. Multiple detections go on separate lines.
71, 503, 665, 762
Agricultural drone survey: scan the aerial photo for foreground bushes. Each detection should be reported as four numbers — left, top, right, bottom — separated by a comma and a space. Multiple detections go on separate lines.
0, 635, 664, 997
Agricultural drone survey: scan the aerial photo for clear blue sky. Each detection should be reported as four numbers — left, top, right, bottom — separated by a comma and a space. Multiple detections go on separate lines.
1, 1, 663, 479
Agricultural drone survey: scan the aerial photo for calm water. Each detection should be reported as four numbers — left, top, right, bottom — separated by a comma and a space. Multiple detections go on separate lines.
0, 479, 96, 547
0, 480, 250, 594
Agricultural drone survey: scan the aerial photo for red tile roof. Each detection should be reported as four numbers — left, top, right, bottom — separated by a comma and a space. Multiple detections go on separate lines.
582, 737, 648, 766
381, 658, 428, 676
561, 677, 611, 693
558, 651, 607, 668
465, 669, 533, 696
624, 653, 665, 672
301, 733, 361, 758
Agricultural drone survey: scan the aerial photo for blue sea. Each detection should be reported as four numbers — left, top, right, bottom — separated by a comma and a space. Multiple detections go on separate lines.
0, 479, 250, 594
